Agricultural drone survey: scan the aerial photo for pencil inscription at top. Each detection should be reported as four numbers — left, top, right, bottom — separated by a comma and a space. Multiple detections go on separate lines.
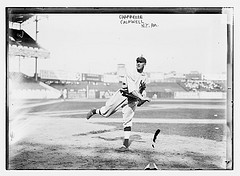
119, 15, 158, 28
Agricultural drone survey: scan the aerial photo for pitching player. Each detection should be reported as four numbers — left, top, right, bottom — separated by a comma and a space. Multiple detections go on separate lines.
86, 56, 151, 151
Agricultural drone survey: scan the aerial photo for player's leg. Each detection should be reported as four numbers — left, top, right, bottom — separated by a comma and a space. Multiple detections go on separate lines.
86, 90, 127, 119
119, 102, 137, 151
98, 90, 127, 117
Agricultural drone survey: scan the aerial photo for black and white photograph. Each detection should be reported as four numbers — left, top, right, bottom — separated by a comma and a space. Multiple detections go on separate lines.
4, 6, 237, 173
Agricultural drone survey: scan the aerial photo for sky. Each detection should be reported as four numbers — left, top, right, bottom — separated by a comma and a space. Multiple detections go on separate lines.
13, 13, 228, 75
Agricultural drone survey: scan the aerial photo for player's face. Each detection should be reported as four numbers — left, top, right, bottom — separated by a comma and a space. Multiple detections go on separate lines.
136, 61, 146, 70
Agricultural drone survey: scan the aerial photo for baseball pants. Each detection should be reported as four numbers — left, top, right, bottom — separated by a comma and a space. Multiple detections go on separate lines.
99, 89, 137, 128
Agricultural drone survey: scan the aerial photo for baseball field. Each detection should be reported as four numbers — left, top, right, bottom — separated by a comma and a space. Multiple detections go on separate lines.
8, 98, 227, 170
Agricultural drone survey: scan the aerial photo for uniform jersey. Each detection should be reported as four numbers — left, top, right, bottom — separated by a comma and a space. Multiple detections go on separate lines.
99, 69, 148, 128
122, 70, 148, 95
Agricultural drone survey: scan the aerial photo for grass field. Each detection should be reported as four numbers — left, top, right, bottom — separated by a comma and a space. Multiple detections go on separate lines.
8, 99, 228, 170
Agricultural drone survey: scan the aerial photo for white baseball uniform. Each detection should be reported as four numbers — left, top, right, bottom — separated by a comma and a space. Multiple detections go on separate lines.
99, 70, 148, 128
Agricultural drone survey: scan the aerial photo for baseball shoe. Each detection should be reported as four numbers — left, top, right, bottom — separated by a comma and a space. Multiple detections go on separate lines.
86, 108, 96, 120
116, 145, 129, 152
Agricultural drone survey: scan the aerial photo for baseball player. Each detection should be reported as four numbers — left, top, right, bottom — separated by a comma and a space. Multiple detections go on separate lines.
86, 56, 151, 151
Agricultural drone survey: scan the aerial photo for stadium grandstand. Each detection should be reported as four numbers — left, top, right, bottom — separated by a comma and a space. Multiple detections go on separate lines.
9, 72, 45, 90
8, 14, 60, 99
7, 14, 226, 100
177, 79, 226, 92
49, 81, 123, 99
146, 82, 186, 99
147, 82, 186, 92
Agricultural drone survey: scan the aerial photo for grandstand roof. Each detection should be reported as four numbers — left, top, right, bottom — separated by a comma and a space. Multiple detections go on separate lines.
8, 29, 50, 59
9, 29, 41, 49
9, 14, 34, 23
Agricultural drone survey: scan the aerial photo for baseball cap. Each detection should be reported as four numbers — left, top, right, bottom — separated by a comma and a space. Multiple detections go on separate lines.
136, 56, 146, 63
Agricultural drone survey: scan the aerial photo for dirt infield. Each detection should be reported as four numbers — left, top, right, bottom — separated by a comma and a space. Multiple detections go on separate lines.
9, 117, 226, 170
8, 99, 228, 170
